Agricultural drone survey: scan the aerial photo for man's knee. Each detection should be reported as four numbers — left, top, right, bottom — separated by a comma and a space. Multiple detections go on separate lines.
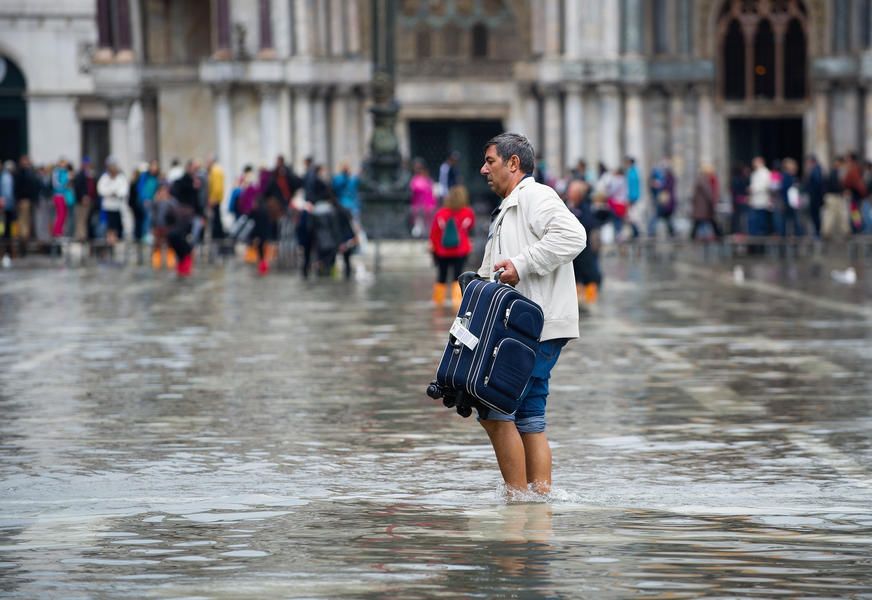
515, 414, 546, 434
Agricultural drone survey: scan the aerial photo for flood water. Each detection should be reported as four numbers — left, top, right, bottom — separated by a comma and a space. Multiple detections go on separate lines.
1, 255, 871, 598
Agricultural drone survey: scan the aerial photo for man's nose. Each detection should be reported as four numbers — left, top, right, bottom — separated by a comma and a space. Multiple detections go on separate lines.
480, 164, 488, 175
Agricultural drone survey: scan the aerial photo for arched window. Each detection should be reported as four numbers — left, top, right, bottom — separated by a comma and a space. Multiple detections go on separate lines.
784, 18, 806, 99
472, 22, 488, 58
753, 19, 775, 99
719, 0, 807, 102
723, 19, 746, 99
0, 57, 29, 160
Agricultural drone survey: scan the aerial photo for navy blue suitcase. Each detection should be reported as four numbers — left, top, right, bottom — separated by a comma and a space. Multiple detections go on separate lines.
427, 272, 544, 418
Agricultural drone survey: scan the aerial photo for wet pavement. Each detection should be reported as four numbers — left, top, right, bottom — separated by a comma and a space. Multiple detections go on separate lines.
1, 254, 871, 599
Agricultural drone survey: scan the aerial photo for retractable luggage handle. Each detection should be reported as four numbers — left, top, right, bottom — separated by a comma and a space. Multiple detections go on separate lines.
457, 269, 505, 295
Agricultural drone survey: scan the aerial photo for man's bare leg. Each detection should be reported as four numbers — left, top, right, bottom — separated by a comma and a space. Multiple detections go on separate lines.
521, 432, 552, 494
480, 420, 528, 492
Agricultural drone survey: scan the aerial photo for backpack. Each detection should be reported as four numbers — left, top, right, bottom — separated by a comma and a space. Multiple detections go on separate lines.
441, 214, 460, 249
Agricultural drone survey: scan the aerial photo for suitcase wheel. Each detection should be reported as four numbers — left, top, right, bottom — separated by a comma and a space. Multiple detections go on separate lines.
456, 405, 473, 418
442, 396, 456, 409
426, 382, 443, 399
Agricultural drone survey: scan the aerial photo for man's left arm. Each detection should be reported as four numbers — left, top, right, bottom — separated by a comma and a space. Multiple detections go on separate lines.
509, 190, 586, 282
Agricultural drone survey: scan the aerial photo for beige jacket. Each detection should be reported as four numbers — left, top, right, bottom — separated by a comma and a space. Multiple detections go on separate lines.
478, 177, 587, 341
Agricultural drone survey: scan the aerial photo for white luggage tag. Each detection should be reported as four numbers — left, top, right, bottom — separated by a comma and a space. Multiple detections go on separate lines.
449, 317, 479, 350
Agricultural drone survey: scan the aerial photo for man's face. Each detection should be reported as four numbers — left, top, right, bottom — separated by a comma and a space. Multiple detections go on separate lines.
481, 145, 514, 199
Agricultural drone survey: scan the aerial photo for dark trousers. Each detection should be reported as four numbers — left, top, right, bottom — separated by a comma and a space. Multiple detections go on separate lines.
3, 210, 16, 256
573, 248, 601, 286
435, 255, 466, 284
211, 204, 225, 240
691, 219, 722, 240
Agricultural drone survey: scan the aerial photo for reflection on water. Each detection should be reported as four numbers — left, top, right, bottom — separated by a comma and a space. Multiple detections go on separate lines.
0, 260, 871, 598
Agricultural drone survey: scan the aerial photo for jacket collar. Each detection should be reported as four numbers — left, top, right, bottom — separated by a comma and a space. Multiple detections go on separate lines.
498, 175, 534, 210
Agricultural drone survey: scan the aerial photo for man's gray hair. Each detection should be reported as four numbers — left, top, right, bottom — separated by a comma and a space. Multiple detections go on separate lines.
484, 133, 535, 174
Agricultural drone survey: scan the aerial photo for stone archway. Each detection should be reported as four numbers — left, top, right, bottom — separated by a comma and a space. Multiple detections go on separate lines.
0, 55, 27, 161
696, 0, 827, 59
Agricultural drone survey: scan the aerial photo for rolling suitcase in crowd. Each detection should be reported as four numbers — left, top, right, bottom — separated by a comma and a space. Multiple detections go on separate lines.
427, 271, 544, 419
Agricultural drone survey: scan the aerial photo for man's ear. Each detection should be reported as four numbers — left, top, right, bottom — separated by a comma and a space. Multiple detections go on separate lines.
509, 155, 520, 172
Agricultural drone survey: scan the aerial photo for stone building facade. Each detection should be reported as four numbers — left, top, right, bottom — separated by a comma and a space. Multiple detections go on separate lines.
2, 0, 872, 204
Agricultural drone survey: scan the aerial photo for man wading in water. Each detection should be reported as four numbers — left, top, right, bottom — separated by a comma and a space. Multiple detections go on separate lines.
478, 133, 586, 495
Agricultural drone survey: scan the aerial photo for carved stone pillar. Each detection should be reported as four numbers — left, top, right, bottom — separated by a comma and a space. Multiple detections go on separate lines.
213, 86, 234, 183
543, 87, 563, 178
293, 87, 314, 171
524, 87, 541, 153
109, 100, 133, 173
695, 84, 714, 165
259, 85, 280, 166
564, 83, 584, 167
624, 85, 645, 173
599, 84, 621, 169
806, 82, 830, 167
544, 0, 560, 56
623, 0, 644, 55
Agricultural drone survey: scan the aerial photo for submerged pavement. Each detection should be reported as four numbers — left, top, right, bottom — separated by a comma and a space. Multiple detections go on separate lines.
1, 255, 871, 598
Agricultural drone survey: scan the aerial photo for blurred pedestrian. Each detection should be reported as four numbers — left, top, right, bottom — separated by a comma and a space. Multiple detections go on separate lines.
647, 158, 676, 238
566, 179, 603, 304
332, 162, 360, 218
730, 164, 750, 235
51, 158, 73, 238
606, 166, 628, 241
97, 157, 128, 248
429, 184, 475, 305
250, 193, 285, 276
128, 165, 143, 243
73, 158, 97, 242
625, 156, 641, 239
13, 155, 38, 247
779, 158, 804, 237
410, 158, 436, 238
748, 157, 772, 251
137, 160, 160, 244
166, 158, 184, 184
803, 155, 824, 238
843, 152, 867, 234
151, 180, 178, 270
438, 151, 461, 201
690, 165, 721, 240
206, 154, 226, 245
0, 160, 15, 266
822, 156, 849, 240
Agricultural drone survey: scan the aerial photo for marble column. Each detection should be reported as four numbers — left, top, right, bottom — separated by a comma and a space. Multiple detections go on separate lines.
544, 0, 561, 56
543, 87, 562, 177
294, 0, 312, 56
330, 89, 349, 170
602, 0, 620, 57
668, 87, 687, 209
316, 0, 330, 56
109, 100, 132, 172
624, 86, 645, 170
563, 0, 582, 58
696, 84, 714, 165
344, 89, 362, 168
127, 99, 145, 167
312, 88, 329, 165
564, 83, 584, 166
213, 0, 231, 59
346, 0, 361, 55
599, 84, 621, 169
259, 85, 280, 166
623, 0, 643, 54
330, 0, 346, 56
278, 87, 292, 163
524, 88, 541, 156
213, 86, 233, 185
293, 87, 314, 171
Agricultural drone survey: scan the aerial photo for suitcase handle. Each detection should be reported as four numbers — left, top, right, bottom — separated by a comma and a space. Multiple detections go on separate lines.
457, 269, 506, 295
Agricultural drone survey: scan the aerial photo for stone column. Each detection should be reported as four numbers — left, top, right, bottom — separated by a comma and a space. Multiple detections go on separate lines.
668, 87, 687, 209
213, 86, 234, 185
293, 87, 314, 171
258, 0, 276, 58
346, 0, 361, 55
602, 0, 620, 57
278, 87, 292, 162
624, 85, 645, 170
213, 0, 231, 59
109, 100, 132, 173
127, 99, 145, 167
695, 84, 714, 165
344, 88, 362, 168
294, 0, 313, 56
330, 0, 346, 56
259, 85, 280, 166
331, 88, 349, 170
564, 83, 584, 167
312, 88, 329, 165
599, 84, 621, 169
316, 0, 330, 56
543, 87, 562, 178
544, 0, 561, 56
563, 0, 582, 58
524, 88, 541, 152
623, 0, 644, 54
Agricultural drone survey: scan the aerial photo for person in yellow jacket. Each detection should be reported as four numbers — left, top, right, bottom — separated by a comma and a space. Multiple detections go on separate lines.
206, 155, 226, 245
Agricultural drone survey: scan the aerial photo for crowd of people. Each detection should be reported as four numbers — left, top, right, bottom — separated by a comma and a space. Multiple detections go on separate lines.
0, 153, 360, 278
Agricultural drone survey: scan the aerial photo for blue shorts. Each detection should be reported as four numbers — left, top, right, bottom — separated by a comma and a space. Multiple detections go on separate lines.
478, 338, 567, 434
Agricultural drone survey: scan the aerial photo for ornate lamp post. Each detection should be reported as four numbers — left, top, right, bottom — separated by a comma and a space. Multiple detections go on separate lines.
360, 0, 411, 247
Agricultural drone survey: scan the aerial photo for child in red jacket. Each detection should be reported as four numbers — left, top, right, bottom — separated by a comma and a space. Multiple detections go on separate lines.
429, 185, 475, 306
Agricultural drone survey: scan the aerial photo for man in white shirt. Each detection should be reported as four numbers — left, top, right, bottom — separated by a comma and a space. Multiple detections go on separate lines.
97, 156, 129, 246
477, 133, 587, 496
748, 156, 772, 238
